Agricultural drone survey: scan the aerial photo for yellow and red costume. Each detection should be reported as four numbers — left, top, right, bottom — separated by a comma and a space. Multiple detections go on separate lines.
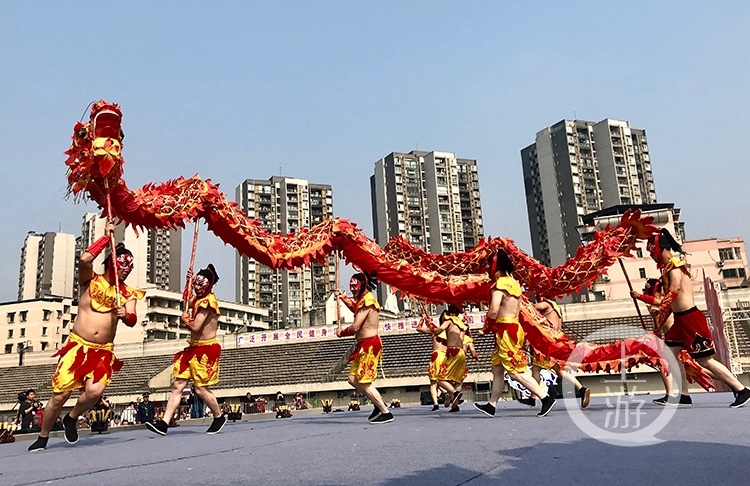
428, 334, 447, 382
346, 292, 383, 384
173, 293, 222, 387
88, 273, 145, 312
442, 316, 468, 382
51, 333, 122, 393
50, 274, 144, 393
486, 276, 528, 375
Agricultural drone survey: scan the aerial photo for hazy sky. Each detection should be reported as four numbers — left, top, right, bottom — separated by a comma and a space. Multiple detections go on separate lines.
1, 2, 749, 302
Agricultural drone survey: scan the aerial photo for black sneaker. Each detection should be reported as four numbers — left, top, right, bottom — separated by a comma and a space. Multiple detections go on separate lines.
652, 394, 679, 406
370, 412, 394, 424
448, 406, 460, 413
206, 415, 227, 434
579, 387, 591, 409
28, 436, 48, 452
517, 398, 536, 408
730, 388, 750, 408
473, 402, 495, 417
431, 404, 440, 411
146, 419, 169, 436
678, 394, 693, 407
451, 392, 463, 409
538, 395, 556, 417
63, 413, 78, 444
368, 408, 382, 422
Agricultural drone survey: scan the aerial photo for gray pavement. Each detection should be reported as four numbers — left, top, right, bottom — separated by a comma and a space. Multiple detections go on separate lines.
1, 392, 749, 486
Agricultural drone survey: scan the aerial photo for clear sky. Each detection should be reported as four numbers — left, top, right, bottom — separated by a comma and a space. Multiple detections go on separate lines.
1, 2, 748, 302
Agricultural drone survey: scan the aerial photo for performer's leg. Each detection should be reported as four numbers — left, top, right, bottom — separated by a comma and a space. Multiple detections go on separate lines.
429, 380, 439, 407
359, 382, 389, 414
38, 391, 72, 438
195, 385, 222, 417
489, 364, 505, 406
437, 380, 457, 397
162, 378, 189, 423
668, 346, 690, 396
509, 370, 549, 400
69, 379, 107, 419
696, 356, 745, 392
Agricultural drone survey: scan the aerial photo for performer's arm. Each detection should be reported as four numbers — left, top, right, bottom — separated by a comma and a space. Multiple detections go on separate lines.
483, 288, 504, 333
182, 307, 209, 333
336, 307, 369, 337
334, 289, 357, 313
80, 222, 115, 290
432, 317, 451, 336
116, 299, 138, 327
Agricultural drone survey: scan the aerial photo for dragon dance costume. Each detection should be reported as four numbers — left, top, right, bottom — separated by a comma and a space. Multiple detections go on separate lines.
428, 332, 448, 382
173, 293, 223, 387
486, 276, 528, 375
346, 292, 383, 384
51, 273, 144, 393
660, 258, 716, 359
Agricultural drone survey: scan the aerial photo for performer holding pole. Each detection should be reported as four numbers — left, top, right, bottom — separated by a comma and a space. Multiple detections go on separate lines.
631, 229, 750, 408
334, 272, 393, 423
147, 264, 227, 435
28, 221, 144, 451
618, 258, 648, 331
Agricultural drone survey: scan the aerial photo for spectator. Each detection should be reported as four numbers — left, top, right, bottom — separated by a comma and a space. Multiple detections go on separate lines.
121, 402, 137, 425
17, 389, 41, 430
293, 393, 309, 410
241, 392, 257, 413
110, 414, 122, 427
274, 391, 286, 412
136, 392, 155, 424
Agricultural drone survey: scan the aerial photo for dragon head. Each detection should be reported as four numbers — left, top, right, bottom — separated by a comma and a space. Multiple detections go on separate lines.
65, 100, 125, 200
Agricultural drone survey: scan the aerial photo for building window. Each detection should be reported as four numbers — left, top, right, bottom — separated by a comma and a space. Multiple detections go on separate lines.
19, 311, 27, 322
719, 248, 737, 261
7, 312, 14, 324
722, 268, 747, 279
42, 327, 47, 336
20, 328, 26, 337
636, 248, 643, 258
43, 310, 51, 321
639, 268, 647, 279
4, 344, 11, 354
41, 342, 48, 351
7, 329, 12, 339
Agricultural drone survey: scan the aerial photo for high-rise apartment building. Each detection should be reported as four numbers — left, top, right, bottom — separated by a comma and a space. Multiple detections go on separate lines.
235, 177, 335, 329
371, 150, 484, 307
18, 232, 77, 300
79, 213, 181, 293
522, 119, 656, 268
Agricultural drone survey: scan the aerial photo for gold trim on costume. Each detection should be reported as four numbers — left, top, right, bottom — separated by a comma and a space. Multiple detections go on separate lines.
494, 276, 521, 297
89, 274, 145, 313
356, 291, 381, 311
193, 293, 221, 317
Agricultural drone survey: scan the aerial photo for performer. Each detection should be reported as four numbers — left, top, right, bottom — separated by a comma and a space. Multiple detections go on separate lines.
147, 264, 227, 435
631, 229, 750, 408
28, 223, 144, 451
520, 298, 590, 409
474, 249, 556, 418
431, 305, 469, 412
416, 316, 449, 411
335, 272, 393, 423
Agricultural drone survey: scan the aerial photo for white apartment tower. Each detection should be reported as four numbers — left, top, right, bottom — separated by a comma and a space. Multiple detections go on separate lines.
18, 232, 77, 300
370, 150, 484, 307
522, 119, 656, 268
79, 213, 181, 293
235, 177, 335, 329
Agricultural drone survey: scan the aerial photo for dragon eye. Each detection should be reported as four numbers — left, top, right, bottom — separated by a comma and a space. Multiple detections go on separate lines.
77, 127, 88, 138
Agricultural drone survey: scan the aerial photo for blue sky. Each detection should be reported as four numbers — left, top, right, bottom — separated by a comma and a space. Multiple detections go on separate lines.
1, 2, 748, 302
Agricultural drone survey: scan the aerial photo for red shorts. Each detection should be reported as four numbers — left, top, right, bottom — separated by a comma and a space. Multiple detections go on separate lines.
664, 307, 715, 359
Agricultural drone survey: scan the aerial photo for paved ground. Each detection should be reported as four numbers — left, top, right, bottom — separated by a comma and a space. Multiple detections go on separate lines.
1, 392, 749, 486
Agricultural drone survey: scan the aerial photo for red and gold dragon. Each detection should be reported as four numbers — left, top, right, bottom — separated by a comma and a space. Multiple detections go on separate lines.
64, 100, 712, 388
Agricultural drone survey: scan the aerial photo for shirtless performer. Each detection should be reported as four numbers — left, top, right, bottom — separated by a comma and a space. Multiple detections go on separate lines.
432, 305, 469, 412
28, 222, 144, 451
147, 264, 227, 435
520, 298, 590, 409
631, 229, 750, 408
474, 249, 556, 418
416, 316, 449, 411
335, 272, 393, 423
